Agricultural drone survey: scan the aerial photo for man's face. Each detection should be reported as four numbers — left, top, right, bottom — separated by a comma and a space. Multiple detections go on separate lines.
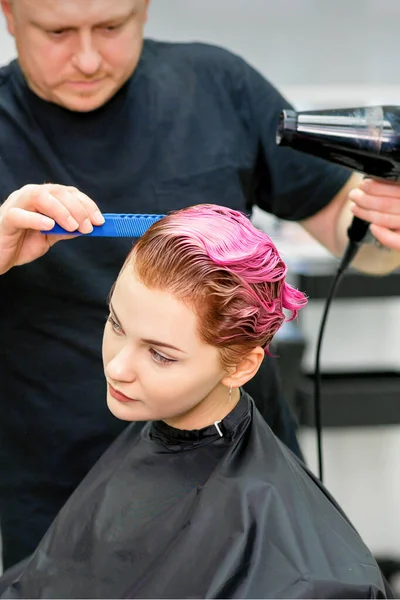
1, 0, 149, 112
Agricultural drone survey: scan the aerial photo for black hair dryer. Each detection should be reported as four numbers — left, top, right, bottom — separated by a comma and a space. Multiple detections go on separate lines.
276, 105, 400, 242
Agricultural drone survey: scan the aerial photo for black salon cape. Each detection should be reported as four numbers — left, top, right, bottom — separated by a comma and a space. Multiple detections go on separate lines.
0, 392, 390, 599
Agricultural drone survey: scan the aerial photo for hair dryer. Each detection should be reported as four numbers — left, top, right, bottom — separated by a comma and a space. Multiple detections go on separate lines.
276, 105, 400, 244
277, 105, 400, 483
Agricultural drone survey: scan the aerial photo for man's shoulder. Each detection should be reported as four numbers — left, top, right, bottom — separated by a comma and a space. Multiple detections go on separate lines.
0, 60, 25, 126
143, 39, 247, 78
0, 60, 15, 90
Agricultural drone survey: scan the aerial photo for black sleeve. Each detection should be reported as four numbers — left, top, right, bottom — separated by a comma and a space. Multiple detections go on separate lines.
237, 59, 353, 221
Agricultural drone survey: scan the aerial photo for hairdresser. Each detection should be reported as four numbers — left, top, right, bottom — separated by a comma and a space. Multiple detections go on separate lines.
1, 0, 400, 570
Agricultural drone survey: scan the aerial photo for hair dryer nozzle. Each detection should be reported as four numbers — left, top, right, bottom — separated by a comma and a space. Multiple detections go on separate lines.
276, 109, 297, 146
276, 105, 400, 181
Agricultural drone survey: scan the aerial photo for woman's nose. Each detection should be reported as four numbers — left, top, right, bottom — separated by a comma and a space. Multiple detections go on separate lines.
105, 346, 137, 384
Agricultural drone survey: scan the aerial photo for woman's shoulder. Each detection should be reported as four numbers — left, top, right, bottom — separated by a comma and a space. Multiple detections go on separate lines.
219, 396, 386, 596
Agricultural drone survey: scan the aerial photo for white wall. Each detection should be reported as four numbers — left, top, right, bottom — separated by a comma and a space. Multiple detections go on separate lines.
144, 0, 400, 86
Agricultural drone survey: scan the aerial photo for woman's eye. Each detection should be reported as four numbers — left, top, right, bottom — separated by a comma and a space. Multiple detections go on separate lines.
107, 315, 123, 335
149, 348, 176, 366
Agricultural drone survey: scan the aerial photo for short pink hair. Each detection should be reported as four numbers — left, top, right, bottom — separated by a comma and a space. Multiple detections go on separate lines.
129, 204, 307, 367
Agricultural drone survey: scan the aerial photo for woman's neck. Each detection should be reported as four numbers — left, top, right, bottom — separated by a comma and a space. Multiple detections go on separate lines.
163, 386, 241, 431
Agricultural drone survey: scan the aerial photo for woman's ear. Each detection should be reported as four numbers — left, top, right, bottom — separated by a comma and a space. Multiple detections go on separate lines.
222, 347, 265, 390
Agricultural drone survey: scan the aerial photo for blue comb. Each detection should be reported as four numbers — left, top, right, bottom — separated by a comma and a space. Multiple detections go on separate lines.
43, 213, 166, 237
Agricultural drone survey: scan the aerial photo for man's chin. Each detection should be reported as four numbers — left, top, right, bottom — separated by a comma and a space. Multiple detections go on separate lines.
58, 96, 110, 113
53, 86, 117, 113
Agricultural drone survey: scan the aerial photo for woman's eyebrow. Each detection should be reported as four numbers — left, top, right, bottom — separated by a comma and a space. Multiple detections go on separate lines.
108, 302, 185, 353
141, 338, 185, 353
108, 302, 121, 323
106, 281, 116, 306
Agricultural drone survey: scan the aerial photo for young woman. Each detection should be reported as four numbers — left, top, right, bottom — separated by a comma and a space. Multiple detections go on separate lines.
0, 205, 390, 598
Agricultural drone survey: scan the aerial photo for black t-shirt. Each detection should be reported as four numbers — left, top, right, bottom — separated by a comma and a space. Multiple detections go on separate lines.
0, 40, 351, 562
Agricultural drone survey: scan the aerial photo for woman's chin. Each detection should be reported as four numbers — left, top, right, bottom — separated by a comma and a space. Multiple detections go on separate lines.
106, 394, 142, 421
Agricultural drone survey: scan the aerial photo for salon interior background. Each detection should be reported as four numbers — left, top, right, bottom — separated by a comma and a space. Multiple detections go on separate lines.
1, 0, 400, 564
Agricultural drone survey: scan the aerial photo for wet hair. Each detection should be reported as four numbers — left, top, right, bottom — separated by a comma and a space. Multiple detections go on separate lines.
127, 204, 307, 368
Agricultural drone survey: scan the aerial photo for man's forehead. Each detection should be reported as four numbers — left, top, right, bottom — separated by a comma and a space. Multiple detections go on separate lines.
16, 0, 144, 23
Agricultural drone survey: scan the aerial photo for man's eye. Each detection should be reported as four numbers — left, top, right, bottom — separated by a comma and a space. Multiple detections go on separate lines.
47, 29, 70, 37
102, 24, 122, 32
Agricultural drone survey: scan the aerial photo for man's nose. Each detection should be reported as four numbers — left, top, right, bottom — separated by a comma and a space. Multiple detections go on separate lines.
73, 31, 102, 76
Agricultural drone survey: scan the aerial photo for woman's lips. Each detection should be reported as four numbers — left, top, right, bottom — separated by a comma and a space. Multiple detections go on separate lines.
108, 384, 136, 403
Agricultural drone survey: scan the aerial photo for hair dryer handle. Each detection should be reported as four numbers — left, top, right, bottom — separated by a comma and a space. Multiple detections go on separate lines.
347, 216, 370, 243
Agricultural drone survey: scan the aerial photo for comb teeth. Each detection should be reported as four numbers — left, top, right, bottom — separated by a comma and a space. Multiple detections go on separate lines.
113, 215, 162, 237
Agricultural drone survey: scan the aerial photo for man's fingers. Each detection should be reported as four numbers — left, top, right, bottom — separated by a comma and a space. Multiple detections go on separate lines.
351, 205, 400, 230
369, 224, 400, 252
360, 179, 400, 199
46, 187, 93, 234
349, 188, 400, 215
65, 187, 105, 225
5, 185, 104, 233
1, 207, 55, 235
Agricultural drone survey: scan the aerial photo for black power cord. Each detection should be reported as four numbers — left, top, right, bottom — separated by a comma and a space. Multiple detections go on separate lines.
314, 216, 369, 482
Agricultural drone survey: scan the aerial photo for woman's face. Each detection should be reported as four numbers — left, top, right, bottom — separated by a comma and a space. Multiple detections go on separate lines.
102, 265, 231, 429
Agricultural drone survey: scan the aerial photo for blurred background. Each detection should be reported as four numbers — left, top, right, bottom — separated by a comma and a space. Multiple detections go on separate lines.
1, 0, 400, 589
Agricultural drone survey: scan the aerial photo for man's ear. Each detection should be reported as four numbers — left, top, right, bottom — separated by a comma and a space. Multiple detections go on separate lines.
1, 0, 16, 37
222, 347, 265, 390
143, 0, 150, 25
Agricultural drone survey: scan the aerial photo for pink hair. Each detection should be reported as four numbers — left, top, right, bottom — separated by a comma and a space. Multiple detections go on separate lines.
129, 204, 307, 367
